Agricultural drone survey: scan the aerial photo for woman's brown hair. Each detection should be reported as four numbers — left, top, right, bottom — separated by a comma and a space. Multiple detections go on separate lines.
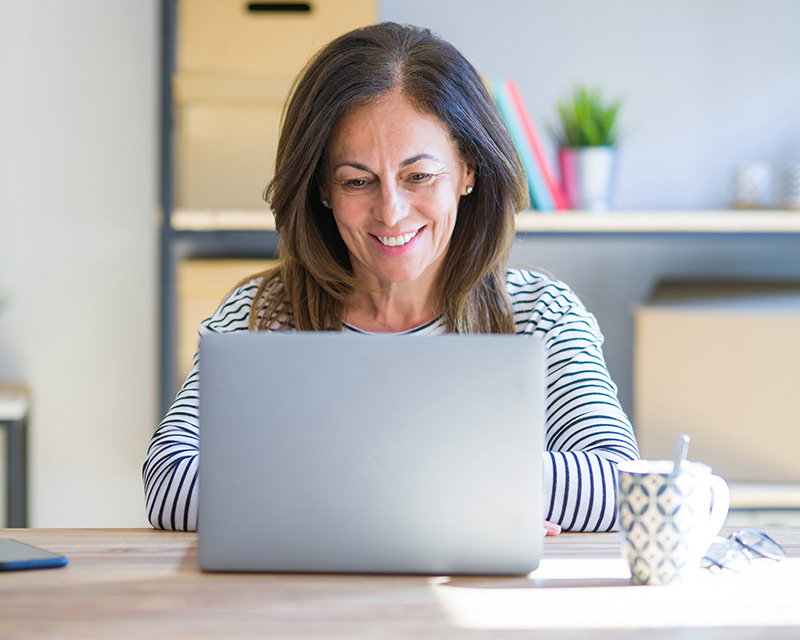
248, 22, 528, 333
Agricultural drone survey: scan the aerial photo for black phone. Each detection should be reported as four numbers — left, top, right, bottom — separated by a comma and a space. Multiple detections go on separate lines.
0, 538, 68, 571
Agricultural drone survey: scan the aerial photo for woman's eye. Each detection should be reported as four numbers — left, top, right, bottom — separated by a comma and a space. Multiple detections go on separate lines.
408, 173, 432, 183
343, 178, 371, 189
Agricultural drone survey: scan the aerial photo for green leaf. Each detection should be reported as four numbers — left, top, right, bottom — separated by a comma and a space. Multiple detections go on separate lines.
551, 85, 623, 147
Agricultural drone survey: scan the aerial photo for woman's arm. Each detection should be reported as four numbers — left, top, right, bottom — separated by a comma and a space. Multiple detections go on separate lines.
143, 361, 201, 531
540, 294, 639, 531
509, 270, 639, 531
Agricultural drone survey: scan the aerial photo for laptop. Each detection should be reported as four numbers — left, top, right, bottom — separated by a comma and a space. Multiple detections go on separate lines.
197, 331, 545, 575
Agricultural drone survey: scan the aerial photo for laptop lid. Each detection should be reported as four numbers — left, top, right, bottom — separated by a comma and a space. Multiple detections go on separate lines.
198, 331, 544, 575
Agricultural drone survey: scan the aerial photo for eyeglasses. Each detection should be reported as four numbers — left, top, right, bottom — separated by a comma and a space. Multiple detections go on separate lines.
701, 528, 787, 572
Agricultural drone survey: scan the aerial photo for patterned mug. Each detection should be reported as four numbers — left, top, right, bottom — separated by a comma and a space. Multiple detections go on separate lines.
617, 460, 730, 585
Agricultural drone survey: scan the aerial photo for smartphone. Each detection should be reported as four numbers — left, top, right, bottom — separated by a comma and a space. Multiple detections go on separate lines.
0, 538, 68, 571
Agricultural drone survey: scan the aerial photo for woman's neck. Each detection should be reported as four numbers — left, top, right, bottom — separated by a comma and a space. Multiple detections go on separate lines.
344, 286, 440, 333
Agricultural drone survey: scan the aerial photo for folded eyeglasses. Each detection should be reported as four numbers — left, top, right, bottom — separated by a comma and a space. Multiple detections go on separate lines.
701, 528, 786, 572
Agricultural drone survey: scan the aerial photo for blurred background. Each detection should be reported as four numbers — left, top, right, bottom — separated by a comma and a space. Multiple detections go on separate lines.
0, 0, 798, 527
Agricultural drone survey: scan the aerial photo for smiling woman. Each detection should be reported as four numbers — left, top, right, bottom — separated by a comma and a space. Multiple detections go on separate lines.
143, 22, 639, 534
252, 21, 525, 335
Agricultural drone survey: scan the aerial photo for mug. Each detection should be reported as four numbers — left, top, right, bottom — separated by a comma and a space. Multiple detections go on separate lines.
732, 161, 772, 208
783, 164, 800, 210
617, 459, 730, 585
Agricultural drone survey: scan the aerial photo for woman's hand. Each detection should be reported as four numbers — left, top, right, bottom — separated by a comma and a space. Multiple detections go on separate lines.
543, 520, 562, 537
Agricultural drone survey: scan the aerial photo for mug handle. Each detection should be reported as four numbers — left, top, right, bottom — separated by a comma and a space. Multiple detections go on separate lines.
707, 474, 731, 540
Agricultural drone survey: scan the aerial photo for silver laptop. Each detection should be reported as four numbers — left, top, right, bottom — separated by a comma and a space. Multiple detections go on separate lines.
197, 331, 544, 575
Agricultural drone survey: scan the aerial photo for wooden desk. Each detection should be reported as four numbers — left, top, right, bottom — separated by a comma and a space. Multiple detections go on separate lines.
1, 528, 798, 638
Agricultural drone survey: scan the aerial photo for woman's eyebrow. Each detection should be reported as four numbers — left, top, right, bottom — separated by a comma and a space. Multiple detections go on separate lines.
332, 161, 372, 173
400, 153, 441, 168
332, 154, 443, 174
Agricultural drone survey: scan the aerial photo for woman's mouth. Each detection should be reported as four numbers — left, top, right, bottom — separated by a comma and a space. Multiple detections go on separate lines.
375, 229, 420, 247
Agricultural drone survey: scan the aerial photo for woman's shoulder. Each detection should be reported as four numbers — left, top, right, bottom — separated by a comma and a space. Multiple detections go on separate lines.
201, 276, 266, 334
505, 268, 579, 303
505, 268, 596, 335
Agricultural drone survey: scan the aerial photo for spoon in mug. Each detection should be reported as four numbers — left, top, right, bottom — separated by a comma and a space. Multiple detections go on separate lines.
672, 433, 691, 474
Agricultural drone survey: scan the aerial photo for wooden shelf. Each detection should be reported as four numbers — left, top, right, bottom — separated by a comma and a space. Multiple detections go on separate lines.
172, 208, 275, 231
171, 208, 800, 234
515, 210, 800, 234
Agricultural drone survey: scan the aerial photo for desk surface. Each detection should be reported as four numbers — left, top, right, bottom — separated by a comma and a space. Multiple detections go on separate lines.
1, 527, 799, 639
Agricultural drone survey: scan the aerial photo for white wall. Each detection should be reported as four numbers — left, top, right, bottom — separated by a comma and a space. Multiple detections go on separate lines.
381, 0, 800, 210
0, 1, 158, 526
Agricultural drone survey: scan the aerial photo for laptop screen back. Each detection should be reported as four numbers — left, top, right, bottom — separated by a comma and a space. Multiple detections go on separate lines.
198, 331, 544, 575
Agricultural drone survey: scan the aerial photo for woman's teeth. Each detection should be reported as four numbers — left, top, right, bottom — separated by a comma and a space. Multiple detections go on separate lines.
376, 230, 418, 247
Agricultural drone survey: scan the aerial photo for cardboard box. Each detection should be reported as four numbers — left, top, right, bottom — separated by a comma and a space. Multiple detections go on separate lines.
174, 90, 284, 210
173, 0, 376, 209
177, 0, 376, 76
177, 259, 276, 384
634, 281, 800, 483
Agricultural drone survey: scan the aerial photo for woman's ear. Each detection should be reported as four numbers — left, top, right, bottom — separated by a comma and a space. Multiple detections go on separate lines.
318, 181, 331, 208
464, 163, 476, 193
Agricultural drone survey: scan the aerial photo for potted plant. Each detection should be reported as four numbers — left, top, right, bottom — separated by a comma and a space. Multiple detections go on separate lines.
551, 86, 623, 212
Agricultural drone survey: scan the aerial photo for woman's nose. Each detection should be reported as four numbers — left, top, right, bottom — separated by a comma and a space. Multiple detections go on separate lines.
373, 181, 408, 227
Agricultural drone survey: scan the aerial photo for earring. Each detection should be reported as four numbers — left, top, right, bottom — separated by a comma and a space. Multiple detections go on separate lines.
465, 186, 473, 195
322, 200, 330, 208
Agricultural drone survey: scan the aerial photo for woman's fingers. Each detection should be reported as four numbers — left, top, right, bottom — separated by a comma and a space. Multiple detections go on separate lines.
543, 520, 562, 537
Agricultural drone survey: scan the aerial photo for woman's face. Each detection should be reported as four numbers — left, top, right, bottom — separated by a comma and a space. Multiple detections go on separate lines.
321, 92, 474, 292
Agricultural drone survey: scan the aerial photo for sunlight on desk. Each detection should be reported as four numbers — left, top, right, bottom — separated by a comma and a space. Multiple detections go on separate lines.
432, 556, 800, 631
2, 528, 798, 638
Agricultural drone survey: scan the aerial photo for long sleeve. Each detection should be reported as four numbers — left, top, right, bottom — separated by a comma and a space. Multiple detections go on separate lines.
508, 269, 639, 531
143, 360, 201, 531
143, 281, 262, 531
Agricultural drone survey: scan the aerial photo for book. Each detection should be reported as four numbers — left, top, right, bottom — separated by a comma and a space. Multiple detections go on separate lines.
491, 77, 554, 212
505, 78, 568, 210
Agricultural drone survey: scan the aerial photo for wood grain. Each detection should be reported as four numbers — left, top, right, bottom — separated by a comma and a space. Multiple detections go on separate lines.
1, 527, 798, 639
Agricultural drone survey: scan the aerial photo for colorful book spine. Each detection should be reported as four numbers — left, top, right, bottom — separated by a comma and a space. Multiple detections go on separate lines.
505, 78, 568, 210
491, 77, 554, 213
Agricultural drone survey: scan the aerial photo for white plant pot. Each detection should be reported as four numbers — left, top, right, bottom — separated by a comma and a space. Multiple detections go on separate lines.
558, 146, 617, 212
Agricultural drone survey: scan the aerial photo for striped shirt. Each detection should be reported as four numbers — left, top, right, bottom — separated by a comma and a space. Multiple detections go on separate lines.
143, 268, 639, 532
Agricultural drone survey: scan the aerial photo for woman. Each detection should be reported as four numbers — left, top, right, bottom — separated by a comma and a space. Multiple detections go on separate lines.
144, 22, 639, 533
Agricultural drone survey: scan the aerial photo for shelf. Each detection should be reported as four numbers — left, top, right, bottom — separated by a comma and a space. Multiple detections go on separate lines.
0, 384, 29, 421
172, 208, 276, 231
729, 483, 800, 509
516, 210, 800, 233
171, 209, 800, 234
